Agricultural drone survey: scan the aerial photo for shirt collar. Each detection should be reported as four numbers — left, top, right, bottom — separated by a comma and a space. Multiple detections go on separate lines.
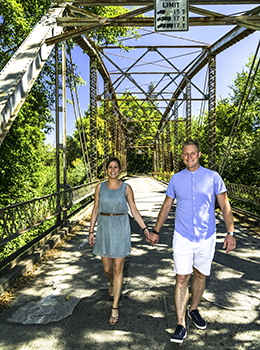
185, 165, 201, 175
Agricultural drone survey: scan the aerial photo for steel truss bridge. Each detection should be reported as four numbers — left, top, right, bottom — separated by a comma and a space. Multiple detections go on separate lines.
0, 1, 260, 275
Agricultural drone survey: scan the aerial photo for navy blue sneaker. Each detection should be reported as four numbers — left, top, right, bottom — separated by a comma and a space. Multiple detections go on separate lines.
188, 308, 207, 330
170, 325, 187, 343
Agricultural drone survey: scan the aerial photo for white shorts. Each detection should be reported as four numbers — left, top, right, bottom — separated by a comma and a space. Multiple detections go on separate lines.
172, 231, 216, 276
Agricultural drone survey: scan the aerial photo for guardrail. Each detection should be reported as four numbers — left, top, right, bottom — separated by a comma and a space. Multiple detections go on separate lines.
152, 172, 260, 207
0, 181, 96, 247
226, 183, 260, 206
0, 173, 127, 248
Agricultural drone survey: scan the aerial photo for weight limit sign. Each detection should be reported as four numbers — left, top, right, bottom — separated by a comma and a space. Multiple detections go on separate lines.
155, 0, 189, 32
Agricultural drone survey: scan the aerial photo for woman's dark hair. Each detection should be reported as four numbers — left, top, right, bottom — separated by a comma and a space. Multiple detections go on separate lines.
106, 157, 121, 170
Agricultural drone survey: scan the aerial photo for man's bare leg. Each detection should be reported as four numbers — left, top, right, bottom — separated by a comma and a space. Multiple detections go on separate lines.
190, 267, 206, 311
174, 274, 191, 327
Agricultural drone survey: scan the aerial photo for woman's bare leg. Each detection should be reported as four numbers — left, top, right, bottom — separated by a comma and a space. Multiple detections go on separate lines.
111, 257, 125, 319
101, 256, 113, 293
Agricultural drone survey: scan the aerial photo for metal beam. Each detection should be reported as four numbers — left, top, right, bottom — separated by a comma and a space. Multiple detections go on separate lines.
53, 0, 260, 5
99, 45, 209, 49
0, 6, 65, 146
56, 15, 260, 28
89, 56, 98, 179
156, 6, 260, 136
208, 56, 216, 170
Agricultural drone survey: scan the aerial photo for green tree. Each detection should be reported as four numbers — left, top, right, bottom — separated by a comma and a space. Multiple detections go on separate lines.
191, 54, 260, 186
0, 1, 141, 207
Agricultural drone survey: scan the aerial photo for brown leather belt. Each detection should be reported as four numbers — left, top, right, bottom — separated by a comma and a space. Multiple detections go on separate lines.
99, 213, 125, 216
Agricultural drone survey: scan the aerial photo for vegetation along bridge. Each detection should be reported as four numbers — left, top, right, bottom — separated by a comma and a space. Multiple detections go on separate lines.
0, 1, 260, 292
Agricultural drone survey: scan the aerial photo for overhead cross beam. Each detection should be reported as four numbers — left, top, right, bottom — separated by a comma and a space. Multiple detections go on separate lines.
47, 1, 259, 152
155, 5, 260, 139
57, 16, 260, 30
47, 2, 260, 46
53, 1, 260, 5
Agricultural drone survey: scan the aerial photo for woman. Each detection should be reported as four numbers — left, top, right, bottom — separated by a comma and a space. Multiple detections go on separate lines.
88, 157, 150, 325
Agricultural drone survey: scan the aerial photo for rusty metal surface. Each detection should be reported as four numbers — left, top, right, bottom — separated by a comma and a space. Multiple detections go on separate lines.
89, 56, 98, 179
0, 183, 97, 247
208, 55, 216, 170
226, 183, 260, 206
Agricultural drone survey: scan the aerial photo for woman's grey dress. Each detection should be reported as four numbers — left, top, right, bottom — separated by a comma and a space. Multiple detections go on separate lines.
93, 181, 131, 258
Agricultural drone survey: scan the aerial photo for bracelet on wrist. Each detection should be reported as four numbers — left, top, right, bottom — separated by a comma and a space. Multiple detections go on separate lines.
89, 231, 94, 234
142, 227, 147, 232
227, 231, 234, 236
152, 229, 159, 235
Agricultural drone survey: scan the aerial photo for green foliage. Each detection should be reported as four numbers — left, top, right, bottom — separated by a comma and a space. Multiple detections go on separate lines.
0, 0, 51, 69
191, 54, 260, 187
127, 149, 153, 174
81, 6, 140, 47
67, 158, 88, 186
0, 1, 143, 262
0, 89, 53, 206
0, 1, 142, 208
1, 2, 259, 260
0, 218, 56, 261
228, 54, 260, 133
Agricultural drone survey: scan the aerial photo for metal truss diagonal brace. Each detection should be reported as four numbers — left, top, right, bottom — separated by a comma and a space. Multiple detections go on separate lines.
186, 83, 192, 138
0, 6, 64, 146
208, 56, 216, 170
89, 56, 98, 178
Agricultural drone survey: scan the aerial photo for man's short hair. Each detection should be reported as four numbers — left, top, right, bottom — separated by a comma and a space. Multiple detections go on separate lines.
182, 138, 200, 153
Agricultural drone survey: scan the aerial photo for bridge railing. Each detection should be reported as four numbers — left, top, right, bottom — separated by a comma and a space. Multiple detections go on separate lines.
0, 172, 128, 249
0, 181, 96, 247
226, 183, 260, 206
152, 172, 260, 206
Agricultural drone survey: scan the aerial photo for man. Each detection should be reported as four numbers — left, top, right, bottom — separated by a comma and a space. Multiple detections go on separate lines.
149, 138, 236, 344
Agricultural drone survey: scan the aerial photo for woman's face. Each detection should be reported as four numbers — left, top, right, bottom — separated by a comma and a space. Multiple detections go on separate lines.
107, 161, 120, 178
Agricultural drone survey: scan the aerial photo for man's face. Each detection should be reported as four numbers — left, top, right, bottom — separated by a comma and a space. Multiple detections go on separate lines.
181, 144, 201, 172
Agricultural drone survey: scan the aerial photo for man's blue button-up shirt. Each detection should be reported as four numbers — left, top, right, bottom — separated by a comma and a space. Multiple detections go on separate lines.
166, 166, 227, 242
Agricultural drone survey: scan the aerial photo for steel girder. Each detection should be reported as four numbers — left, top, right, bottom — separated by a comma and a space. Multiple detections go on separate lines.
208, 56, 217, 170
153, 144, 157, 173
186, 83, 192, 139
103, 78, 110, 174
174, 102, 179, 174
0, 6, 65, 146
157, 6, 259, 135
1, 1, 258, 180
89, 56, 98, 179
162, 131, 165, 173
74, 35, 128, 171
56, 1, 260, 5
166, 121, 171, 173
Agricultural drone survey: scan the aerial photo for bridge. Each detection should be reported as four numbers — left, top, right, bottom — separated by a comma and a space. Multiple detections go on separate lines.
0, 2, 260, 346
0, 176, 260, 349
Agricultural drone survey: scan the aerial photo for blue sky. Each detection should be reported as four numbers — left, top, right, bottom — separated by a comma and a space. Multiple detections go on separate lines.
45, 4, 260, 145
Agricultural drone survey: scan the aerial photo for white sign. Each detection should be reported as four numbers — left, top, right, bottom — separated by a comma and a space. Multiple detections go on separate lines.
155, 0, 189, 32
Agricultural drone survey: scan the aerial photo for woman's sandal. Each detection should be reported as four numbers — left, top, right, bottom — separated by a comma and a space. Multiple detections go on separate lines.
108, 284, 114, 298
109, 307, 119, 325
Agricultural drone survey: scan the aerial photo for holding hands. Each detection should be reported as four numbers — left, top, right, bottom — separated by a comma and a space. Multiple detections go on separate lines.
88, 227, 159, 247
143, 227, 159, 246
148, 229, 159, 246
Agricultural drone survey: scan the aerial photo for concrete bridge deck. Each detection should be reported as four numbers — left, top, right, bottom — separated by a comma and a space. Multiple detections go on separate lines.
0, 176, 259, 349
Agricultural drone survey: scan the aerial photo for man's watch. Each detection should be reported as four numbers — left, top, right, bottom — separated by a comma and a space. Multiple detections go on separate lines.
227, 232, 235, 236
